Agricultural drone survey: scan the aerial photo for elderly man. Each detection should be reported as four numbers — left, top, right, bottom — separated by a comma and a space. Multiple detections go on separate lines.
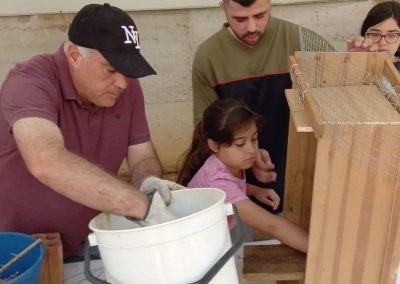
0, 3, 178, 258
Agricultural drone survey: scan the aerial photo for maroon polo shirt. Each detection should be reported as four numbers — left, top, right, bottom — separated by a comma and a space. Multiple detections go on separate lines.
0, 45, 151, 257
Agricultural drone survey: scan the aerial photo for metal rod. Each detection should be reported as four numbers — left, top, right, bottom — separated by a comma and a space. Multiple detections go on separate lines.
0, 238, 42, 274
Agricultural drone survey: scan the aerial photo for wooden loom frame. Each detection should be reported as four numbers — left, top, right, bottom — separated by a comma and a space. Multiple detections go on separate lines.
242, 52, 400, 284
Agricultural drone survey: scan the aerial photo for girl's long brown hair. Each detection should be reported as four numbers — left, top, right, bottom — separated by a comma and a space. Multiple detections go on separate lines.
176, 98, 261, 186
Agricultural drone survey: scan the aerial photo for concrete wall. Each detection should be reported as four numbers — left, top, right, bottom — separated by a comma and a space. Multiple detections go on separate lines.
0, 0, 376, 175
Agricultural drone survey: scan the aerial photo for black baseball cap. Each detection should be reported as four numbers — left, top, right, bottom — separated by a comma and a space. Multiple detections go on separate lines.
68, 3, 156, 78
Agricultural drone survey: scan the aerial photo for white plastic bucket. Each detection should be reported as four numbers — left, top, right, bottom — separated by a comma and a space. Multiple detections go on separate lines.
85, 188, 243, 284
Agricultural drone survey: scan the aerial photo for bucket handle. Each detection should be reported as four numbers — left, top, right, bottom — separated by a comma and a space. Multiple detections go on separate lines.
84, 204, 244, 284
84, 237, 110, 284
188, 203, 244, 284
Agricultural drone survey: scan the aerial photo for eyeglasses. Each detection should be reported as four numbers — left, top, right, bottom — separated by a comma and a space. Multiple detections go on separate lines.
365, 32, 400, 43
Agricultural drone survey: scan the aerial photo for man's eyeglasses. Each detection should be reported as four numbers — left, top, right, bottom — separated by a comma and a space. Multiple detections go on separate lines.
365, 32, 400, 44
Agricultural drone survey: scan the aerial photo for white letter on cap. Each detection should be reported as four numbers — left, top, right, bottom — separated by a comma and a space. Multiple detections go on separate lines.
121, 26, 140, 49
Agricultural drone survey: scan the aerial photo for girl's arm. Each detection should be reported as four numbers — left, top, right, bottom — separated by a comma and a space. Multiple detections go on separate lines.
235, 199, 308, 253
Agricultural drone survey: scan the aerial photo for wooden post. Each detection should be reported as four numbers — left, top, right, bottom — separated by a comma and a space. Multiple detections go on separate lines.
32, 232, 63, 284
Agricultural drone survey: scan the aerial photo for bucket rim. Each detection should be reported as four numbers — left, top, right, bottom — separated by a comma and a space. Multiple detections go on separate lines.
0, 231, 40, 237
0, 232, 45, 283
88, 187, 227, 233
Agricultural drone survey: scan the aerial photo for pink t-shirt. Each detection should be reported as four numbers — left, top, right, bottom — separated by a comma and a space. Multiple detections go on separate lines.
0, 45, 151, 257
188, 154, 248, 228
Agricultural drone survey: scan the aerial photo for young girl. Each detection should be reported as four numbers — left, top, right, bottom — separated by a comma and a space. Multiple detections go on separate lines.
363, 1, 400, 70
347, 1, 400, 70
177, 99, 308, 253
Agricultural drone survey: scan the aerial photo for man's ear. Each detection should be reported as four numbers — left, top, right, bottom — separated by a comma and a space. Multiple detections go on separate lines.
219, 1, 225, 10
207, 139, 219, 153
66, 43, 81, 66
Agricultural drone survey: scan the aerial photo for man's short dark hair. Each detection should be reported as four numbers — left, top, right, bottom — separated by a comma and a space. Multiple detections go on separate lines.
223, 0, 258, 7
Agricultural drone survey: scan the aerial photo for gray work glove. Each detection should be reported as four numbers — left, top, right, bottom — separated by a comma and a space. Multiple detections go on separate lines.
127, 177, 185, 226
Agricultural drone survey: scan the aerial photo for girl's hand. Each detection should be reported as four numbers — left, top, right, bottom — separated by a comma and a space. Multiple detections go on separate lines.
249, 185, 280, 210
251, 149, 277, 183
346, 36, 379, 52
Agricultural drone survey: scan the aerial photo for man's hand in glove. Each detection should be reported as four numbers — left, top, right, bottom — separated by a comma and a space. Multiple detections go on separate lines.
140, 176, 186, 205
126, 177, 185, 226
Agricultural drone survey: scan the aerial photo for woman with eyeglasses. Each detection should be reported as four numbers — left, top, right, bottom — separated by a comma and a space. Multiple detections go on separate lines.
347, 1, 400, 70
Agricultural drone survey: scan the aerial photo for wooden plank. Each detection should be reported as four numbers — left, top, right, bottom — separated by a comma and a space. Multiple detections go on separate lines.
383, 57, 400, 87
32, 232, 63, 284
309, 85, 400, 124
285, 89, 313, 133
242, 244, 306, 281
295, 51, 301, 63
380, 179, 400, 283
343, 52, 386, 78
303, 93, 324, 138
283, 115, 317, 230
285, 89, 305, 112
379, 124, 400, 283
305, 124, 400, 284
295, 52, 387, 88
302, 83, 400, 139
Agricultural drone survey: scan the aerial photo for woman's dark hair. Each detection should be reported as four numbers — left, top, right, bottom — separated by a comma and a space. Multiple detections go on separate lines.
361, 1, 400, 57
176, 98, 261, 186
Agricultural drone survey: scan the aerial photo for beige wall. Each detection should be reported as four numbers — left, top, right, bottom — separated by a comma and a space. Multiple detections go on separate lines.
0, 0, 376, 175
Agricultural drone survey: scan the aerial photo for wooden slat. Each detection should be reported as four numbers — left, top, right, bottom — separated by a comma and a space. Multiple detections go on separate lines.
309, 85, 400, 124
283, 115, 317, 230
285, 89, 305, 112
379, 125, 400, 283
32, 232, 63, 284
383, 57, 400, 88
305, 125, 400, 284
285, 89, 313, 133
293, 52, 387, 88
288, 54, 324, 137
242, 244, 306, 281
345, 52, 386, 77
284, 89, 316, 229
303, 94, 325, 138
380, 181, 400, 283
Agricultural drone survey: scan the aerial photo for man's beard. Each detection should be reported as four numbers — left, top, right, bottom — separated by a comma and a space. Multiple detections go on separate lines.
238, 31, 263, 46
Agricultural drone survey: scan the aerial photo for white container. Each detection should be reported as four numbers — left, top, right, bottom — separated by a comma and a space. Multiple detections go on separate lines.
85, 188, 242, 284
